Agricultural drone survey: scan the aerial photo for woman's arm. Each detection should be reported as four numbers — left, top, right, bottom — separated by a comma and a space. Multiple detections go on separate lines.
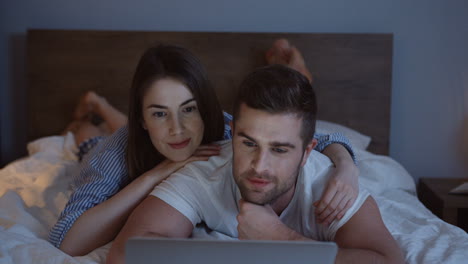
313, 133, 359, 225
59, 165, 163, 256
49, 128, 130, 253
51, 128, 219, 256
60, 158, 198, 256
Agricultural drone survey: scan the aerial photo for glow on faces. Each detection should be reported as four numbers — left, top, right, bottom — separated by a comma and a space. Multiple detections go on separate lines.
232, 103, 316, 207
142, 78, 204, 162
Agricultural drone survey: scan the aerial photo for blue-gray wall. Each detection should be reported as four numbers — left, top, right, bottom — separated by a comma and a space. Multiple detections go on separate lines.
1, 0, 467, 180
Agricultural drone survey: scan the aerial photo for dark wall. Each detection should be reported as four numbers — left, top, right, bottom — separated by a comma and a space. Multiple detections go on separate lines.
1, 0, 467, 180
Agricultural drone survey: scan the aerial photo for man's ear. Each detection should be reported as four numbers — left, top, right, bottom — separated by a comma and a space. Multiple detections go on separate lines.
301, 138, 317, 167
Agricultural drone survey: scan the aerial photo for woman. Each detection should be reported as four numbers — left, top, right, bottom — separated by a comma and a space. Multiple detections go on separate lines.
50, 43, 358, 256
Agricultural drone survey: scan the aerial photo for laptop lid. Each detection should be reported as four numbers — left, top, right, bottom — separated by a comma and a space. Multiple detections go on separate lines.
126, 237, 338, 264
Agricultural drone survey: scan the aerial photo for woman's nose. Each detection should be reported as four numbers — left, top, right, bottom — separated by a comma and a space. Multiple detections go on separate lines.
169, 116, 184, 135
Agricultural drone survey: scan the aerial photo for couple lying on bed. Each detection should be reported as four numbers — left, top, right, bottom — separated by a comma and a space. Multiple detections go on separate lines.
49, 40, 404, 263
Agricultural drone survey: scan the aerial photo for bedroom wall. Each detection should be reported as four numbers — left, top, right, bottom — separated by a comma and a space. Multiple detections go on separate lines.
1, 0, 467, 181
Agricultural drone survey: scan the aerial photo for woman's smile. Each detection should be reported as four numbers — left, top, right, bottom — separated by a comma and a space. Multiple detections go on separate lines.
168, 138, 191, 149
142, 78, 204, 162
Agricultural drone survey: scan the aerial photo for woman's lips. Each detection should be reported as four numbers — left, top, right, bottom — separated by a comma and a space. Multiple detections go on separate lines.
168, 138, 191, 149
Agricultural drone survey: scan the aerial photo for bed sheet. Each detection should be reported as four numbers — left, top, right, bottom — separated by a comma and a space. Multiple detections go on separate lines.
0, 133, 107, 263
354, 149, 468, 263
0, 135, 467, 264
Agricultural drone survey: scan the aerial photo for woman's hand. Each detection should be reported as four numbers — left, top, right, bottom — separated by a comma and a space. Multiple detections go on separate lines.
143, 144, 221, 184
313, 161, 359, 226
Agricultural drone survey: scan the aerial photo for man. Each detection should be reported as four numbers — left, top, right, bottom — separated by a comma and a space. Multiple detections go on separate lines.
107, 65, 404, 264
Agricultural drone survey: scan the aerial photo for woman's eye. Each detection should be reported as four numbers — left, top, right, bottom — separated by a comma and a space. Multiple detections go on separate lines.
153, 112, 167, 118
183, 106, 197, 113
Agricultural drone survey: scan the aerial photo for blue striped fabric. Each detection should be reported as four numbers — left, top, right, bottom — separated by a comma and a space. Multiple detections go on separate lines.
76, 136, 105, 161
223, 112, 233, 140
315, 132, 356, 162
48, 112, 355, 247
48, 126, 129, 248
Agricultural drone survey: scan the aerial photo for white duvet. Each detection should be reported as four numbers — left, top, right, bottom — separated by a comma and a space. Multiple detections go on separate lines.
1, 134, 467, 264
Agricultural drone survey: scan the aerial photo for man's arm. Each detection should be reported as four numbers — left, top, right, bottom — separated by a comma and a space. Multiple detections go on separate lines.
106, 196, 193, 264
333, 196, 404, 264
237, 196, 404, 264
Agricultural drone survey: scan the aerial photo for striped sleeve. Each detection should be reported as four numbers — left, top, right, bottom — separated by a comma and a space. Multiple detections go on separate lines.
314, 132, 356, 163
223, 111, 233, 140
48, 126, 130, 248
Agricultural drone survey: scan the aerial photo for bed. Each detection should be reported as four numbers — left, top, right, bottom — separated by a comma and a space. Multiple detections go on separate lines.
1, 29, 467, 263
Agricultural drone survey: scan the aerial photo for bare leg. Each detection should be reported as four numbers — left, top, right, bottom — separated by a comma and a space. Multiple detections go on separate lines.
74, 91, 127, 133
63, 120, 106, 147
63, 91, 127, 146
266, 39, 313, 83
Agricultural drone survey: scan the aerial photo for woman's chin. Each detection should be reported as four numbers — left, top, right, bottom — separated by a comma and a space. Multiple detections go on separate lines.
165, 152, 193, 163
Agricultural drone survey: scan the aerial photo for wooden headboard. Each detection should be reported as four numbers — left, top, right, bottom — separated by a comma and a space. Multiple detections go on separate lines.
27, 30, 392, 155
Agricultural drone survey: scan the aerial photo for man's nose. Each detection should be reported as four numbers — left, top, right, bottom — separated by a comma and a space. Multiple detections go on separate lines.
251, 150, 269, 175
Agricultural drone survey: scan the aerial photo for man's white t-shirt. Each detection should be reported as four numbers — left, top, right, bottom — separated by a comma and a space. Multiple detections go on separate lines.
150, 140, 369, 241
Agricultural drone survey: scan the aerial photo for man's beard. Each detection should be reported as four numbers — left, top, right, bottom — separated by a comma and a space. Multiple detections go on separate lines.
236, 166, 300, 206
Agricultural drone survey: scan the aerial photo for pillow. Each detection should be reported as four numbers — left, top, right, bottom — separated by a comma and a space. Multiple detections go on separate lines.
316, 120, 372, 150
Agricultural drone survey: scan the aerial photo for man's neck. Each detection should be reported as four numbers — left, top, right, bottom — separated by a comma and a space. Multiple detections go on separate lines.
270, 185, 296, 215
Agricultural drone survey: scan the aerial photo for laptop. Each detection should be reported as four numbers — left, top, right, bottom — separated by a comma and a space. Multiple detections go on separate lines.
126, 237, 338, 264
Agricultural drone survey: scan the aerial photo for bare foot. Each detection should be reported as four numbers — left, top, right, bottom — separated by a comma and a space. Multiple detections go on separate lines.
62, 90, 126, 147
266, 39, 292, 65
73, 91, 107, 121
266, 39, 313, 83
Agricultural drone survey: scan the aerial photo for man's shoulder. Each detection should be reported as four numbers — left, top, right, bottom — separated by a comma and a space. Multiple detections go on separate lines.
150, 140, 235, 228
303, 150, 334, 176
296, 151, 335, 202
173, 140, 233, 180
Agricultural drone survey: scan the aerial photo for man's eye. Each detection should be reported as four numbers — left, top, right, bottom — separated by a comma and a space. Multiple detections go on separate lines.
272, 147, 287, 154
183, 106, 197, 113
243, 141, 256, 147
153, 112, 167, 118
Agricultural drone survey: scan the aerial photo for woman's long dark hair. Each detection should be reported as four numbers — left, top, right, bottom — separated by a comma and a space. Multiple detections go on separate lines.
126, 45, 225, 180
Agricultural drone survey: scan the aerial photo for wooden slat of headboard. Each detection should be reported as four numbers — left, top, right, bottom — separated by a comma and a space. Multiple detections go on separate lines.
27, 29, 392, 154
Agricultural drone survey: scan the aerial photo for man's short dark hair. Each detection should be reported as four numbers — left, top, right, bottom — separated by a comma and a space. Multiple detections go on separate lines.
233, 64, 317, 148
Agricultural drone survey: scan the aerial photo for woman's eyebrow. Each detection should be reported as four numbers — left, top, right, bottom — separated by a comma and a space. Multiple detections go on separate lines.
146, 98, 195, 109
180, 98, 195, 106
147, 104, 167, 109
